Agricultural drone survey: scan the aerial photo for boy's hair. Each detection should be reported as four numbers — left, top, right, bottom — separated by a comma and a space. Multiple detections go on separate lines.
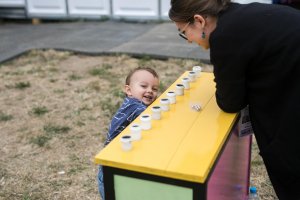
125, 67, 159, 85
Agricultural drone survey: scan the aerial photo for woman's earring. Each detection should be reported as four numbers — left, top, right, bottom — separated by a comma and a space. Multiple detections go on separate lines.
201, 32, 206, 39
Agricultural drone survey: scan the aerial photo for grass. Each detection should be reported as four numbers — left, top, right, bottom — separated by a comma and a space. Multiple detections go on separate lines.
88, 63, 119, 82
159, 81, 168, 92
89, 65, 112, 77
87, 81, 101, 91
89, 68, 107, 76
30, 135, 51, 147
30, 124, 71, 147
137, 55, 152, 66
111, 88, 125, 98
100, 97, 122, 118
22, 193, 33, 200
14, 81, 31, 90
0, 111, 13, 121
31, 106, 49, 116
69, 74, 82, 81
43, 124, 71, 135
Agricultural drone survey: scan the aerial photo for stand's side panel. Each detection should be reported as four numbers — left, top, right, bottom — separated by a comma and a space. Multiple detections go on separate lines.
207, 125, 251, 200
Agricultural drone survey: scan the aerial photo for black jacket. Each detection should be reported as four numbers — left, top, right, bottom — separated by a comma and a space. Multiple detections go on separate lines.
210, 3, 300, 199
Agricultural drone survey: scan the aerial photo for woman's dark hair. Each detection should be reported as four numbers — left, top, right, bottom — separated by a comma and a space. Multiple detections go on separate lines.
169, 0, 231, 22
125, 67, 159, 85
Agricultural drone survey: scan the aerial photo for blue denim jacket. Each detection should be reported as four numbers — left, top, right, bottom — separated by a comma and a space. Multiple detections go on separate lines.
104, 97, 146, 146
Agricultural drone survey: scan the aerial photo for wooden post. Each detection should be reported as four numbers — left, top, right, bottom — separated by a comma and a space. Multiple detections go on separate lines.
32, 18, 41, 25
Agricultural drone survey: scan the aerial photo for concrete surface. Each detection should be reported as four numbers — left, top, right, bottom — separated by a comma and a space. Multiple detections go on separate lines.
0, 20, 210, 64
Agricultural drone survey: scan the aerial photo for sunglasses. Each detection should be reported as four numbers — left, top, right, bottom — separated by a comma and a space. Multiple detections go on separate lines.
178, 21, 191, 40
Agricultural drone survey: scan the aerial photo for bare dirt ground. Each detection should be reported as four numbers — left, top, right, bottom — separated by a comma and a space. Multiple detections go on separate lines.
0, 49, 277, 199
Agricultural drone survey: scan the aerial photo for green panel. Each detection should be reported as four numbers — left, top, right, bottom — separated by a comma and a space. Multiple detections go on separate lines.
114, 175, 193, 200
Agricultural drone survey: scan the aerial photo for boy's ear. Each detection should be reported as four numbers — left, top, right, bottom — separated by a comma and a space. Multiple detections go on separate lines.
124, 85, 131, 96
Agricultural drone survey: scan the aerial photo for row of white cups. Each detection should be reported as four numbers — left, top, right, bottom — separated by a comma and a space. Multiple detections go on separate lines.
120, 66, 203, 151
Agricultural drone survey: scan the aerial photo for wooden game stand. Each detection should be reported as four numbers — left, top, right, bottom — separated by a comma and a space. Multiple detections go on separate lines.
95, 71, 252, 200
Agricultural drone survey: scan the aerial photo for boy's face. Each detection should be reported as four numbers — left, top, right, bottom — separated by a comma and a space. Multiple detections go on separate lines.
125, 70, 159, 105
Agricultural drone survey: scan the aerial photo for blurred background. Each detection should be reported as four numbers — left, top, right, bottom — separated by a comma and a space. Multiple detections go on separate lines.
0, 0, 277, 22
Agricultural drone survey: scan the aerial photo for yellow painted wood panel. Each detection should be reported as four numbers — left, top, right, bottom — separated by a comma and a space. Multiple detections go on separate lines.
166, 97, 237, 183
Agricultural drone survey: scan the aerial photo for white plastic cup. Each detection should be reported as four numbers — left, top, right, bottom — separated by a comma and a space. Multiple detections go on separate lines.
151, 106, 162, 120
176, 84, 185, 96
160, 98, 170, 111
188, 71, 196, 82
182, 77, 190, 89
120, 135, 132, 151
130, 124, 142, 141
193, 66, 202, 77
167, 91, 176, 104
140, 114, 152, 130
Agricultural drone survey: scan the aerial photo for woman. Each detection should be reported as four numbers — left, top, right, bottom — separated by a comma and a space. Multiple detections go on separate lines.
169, 0, 300, 199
